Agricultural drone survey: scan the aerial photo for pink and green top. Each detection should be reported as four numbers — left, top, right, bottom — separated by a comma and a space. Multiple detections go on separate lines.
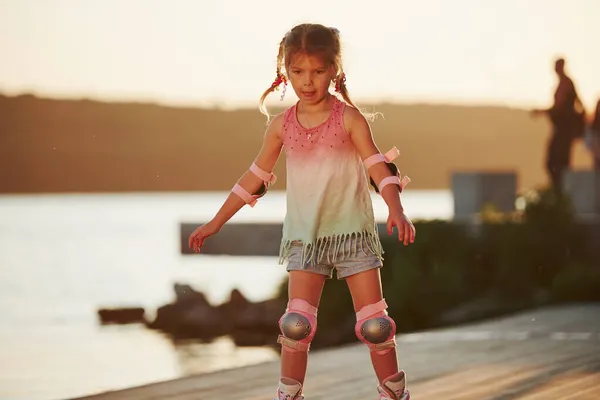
278, 96, 384, 266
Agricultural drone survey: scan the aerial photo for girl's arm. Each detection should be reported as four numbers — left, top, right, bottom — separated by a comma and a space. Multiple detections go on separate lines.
345, 106, 415, 245
210, 113, 285, 227
344, 107, 404, 215
190, 113, 285, 253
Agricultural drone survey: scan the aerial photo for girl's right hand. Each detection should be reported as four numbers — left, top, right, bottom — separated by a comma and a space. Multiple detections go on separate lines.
188, 220, 222, 253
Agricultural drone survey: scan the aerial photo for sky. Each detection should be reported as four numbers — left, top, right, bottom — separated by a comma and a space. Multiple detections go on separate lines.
1, 0, 599, 110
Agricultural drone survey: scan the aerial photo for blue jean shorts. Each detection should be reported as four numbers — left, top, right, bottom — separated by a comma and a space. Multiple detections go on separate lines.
286, 235, 383, 280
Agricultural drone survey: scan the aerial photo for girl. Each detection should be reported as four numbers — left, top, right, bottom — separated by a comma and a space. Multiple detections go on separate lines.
189, 23, 415, 400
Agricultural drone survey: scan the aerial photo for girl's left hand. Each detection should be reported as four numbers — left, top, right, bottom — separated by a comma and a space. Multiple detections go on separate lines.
386, 211, 416, 246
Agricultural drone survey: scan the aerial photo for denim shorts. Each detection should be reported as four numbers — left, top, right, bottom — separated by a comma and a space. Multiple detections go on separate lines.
285, 235, 383, 279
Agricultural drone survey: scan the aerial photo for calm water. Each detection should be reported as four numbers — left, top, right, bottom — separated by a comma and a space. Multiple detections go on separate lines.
0, 190, 452, 400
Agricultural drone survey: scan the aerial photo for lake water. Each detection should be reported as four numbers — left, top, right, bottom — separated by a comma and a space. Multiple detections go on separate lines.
0, 190, 452, 400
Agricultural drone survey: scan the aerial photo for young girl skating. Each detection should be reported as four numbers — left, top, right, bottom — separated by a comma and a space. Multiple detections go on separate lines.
189, 23, 415, 400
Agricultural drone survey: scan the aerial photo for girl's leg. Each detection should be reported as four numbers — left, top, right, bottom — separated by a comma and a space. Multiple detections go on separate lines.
280, 270, 327, 384
346, 268, 398, 382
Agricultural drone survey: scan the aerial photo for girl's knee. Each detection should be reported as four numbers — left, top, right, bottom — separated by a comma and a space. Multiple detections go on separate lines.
354, 299, 397, 356
277, 298, 318, 353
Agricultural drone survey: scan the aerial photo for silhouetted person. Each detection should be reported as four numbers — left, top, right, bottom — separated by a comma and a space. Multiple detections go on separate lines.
532, 58, 585, 192
586, 99, 600, 170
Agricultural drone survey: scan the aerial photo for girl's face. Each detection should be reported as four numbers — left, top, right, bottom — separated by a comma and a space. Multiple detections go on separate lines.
287, 53, 336, 105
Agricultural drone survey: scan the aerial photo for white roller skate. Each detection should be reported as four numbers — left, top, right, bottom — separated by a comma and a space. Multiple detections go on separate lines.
377, 370, 410, 400
273, 377, 305, 400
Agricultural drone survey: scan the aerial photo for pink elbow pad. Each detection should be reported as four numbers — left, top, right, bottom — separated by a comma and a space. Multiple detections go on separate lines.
377, 175, 411, 194
249, 163, 277, 186
378, 176, 400, 193
365, 146, 411, 194
231, 163, 277, 207
232, 184, 258, 207
363, 147, 400, 169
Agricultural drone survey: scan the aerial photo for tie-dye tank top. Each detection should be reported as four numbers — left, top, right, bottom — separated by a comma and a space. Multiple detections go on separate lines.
278, 96, 384, 266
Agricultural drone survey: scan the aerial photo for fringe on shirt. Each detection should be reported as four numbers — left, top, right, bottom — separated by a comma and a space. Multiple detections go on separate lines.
278, 230, 384, 266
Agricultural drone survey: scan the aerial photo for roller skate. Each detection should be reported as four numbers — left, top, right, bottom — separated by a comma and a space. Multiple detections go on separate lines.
377, 370, 410, 400
273, 377, 305, 400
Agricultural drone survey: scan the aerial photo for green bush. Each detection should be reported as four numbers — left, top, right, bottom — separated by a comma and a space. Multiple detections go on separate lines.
379, 220, 475, 331
550, 264, 600, 302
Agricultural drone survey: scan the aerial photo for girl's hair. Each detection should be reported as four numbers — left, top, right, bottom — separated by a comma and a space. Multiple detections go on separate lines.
259, 23, 359, 120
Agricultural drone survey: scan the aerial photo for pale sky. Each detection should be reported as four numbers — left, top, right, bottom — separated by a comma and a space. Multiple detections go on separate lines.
1, 0, 599, 110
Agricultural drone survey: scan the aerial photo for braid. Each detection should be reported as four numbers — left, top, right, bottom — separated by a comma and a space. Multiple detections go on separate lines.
259, 36, 287, 120
336, 71, 356, 109
276, 36, 285, 77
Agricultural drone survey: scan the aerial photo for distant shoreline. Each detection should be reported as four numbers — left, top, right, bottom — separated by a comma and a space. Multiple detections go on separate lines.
0, 91, 543, 112
1, 93, 593, 194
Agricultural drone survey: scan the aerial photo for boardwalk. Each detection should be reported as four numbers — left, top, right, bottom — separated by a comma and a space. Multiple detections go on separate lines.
76, 304, 600, 400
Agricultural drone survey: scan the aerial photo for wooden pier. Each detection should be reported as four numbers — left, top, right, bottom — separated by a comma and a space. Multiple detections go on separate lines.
74, 304, 600, 400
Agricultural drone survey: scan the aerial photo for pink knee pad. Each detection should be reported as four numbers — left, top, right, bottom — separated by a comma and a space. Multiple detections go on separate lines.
355, 299, 397, 356
277, 298, 318, 353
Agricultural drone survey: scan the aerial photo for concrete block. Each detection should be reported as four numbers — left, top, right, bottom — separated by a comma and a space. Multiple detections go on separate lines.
452, 171, 517, 220
180, 223, 392, 256
563, 170, 600, 219
180, 222, 283, 256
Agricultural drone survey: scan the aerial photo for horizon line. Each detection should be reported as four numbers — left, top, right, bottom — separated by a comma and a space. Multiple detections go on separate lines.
1, 89, 540, 113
